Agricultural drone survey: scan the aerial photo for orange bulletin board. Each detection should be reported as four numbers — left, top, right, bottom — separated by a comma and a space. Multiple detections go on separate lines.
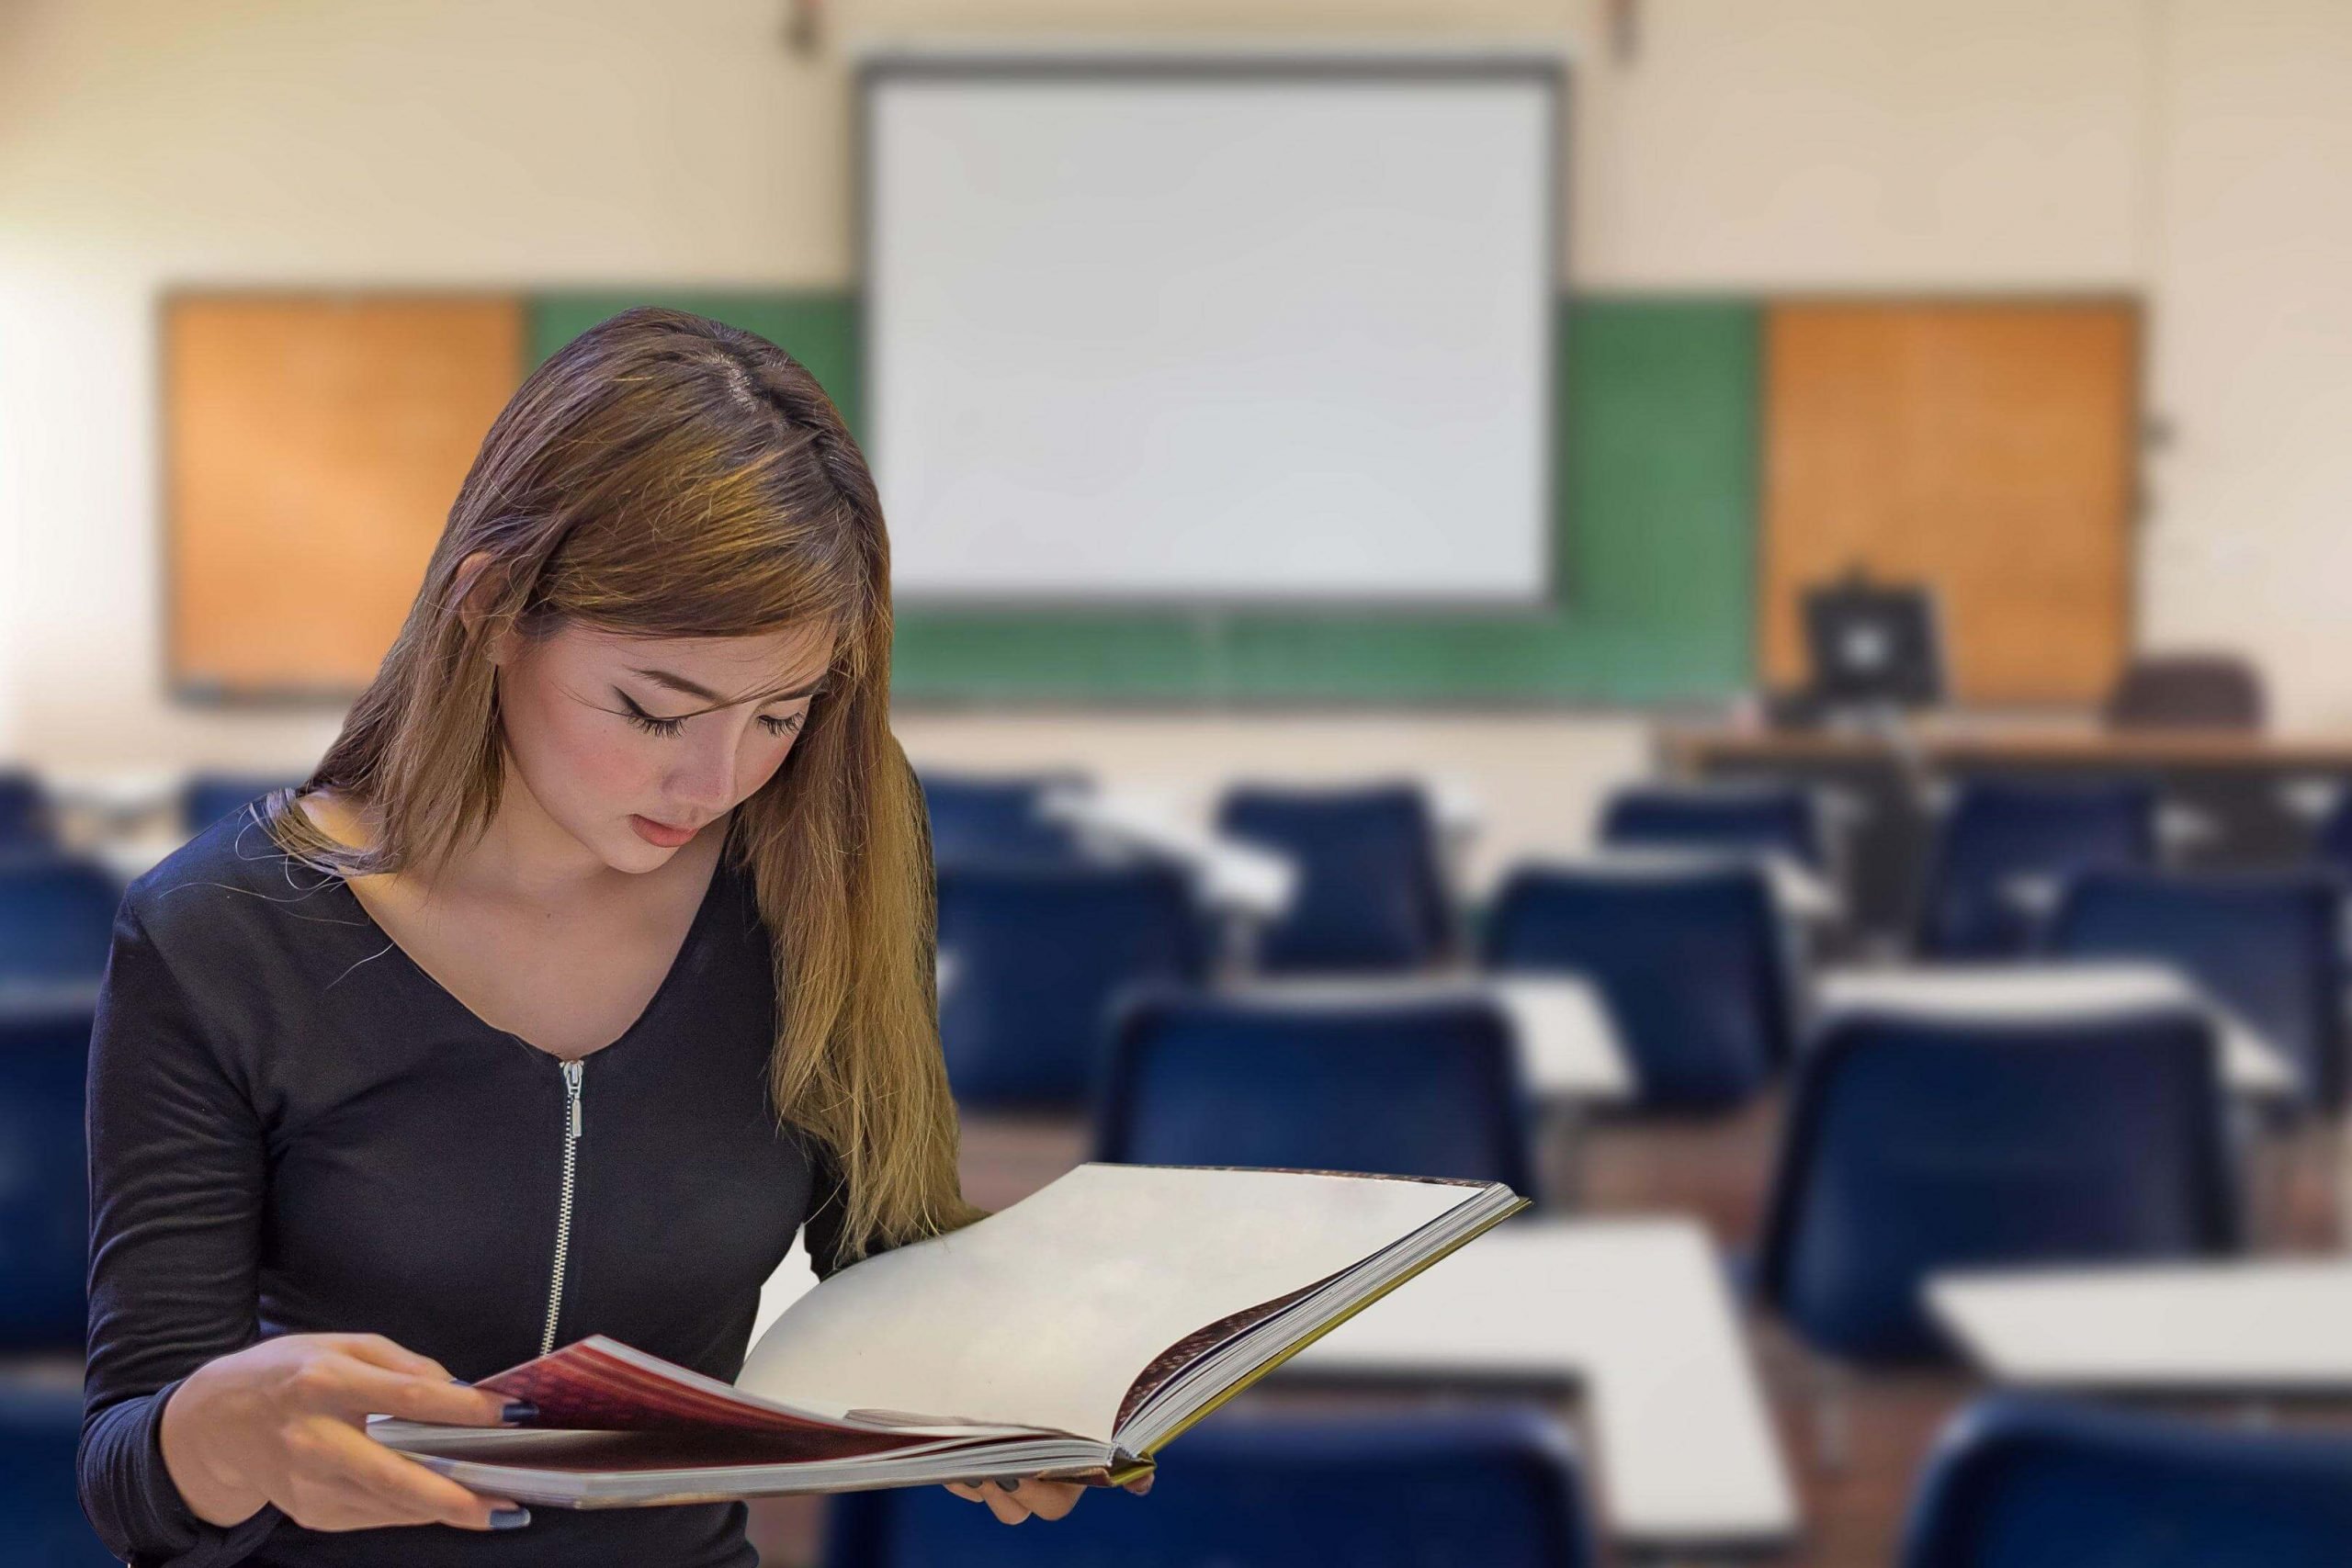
165, 293, 525, 698
1759, 301, 2140, 706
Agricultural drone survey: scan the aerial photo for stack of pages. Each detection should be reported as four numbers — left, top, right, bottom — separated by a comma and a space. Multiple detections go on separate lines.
370, 1162, 1526, 1506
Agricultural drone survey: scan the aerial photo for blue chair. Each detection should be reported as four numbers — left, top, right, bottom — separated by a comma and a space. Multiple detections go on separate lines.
920, 770, 1091, 866
2047, 869, 2347, 1112
1216, 784, 1452, 974
1600, 783, 1827, 870
0, 773, 54, 854
1757, 1004, 2241, 1362
180, 773, 301, 835
2309, 789, 2352, 880
822, 1407, 1595, 1568
935, 862, 1206, 1109
0, 858, 119, 987
0, 1383, 117, 1566
1482, 863, 1792, 1111
1902, 1394, 2352, 1568
1095, 992, 1537, 1193
1918, 780, 2157, 958
0, 1004, 90, 1351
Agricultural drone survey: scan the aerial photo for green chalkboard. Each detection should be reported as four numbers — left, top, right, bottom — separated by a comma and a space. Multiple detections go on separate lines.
530, 293, 1758, 705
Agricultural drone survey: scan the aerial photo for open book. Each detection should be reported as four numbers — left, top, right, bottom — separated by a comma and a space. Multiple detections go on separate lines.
368, 1163, 1526, 1506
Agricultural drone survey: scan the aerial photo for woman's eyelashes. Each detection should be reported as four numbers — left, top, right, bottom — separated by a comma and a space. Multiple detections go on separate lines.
615, 693, 802, 739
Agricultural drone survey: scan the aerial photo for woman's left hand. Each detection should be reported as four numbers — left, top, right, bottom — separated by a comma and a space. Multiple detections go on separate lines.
942, 1470, 1153, 1524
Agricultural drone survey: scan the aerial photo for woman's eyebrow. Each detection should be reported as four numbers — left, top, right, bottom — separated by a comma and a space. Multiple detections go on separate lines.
625, 666, 831, 706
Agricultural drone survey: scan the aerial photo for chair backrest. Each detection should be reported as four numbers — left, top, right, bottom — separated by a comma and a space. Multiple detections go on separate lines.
1919, 780, 2157, 958
0, 857, 120, 986
1094, 992, 1537, 1193
919, 770, 1091, 866
1600, 784, 1826, 870
1216, 784, 1451, 973
0, 773, 53, 855
0, 1006, 93, 1352
2310, 789, 2352, 881
179, 773, 301, 835
2103, 654, 2266, 732
1482, 863, 1792, 1110
822, 1407, 1595, 1568
1757, 1005, 2240, 1362
934, 861, 1205, 1109
1902, 1394, 2352, 1568
2047, 869, 2347, 1111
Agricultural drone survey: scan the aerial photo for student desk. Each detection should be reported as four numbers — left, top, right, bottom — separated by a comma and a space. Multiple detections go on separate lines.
1285, 1215, 1800, 1553
1930, 1258, 2352, 1394
1039, 787, 1297, 923
1044, 780, 1486, 927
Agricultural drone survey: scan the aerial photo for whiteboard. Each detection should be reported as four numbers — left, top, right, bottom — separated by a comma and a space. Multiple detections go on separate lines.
861, 55, 1561, 606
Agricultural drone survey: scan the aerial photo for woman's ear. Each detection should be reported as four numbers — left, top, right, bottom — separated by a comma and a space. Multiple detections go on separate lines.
451, 551, 515, 663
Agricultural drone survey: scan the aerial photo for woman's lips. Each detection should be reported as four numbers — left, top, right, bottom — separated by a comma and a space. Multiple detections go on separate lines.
628, 815, 698, 848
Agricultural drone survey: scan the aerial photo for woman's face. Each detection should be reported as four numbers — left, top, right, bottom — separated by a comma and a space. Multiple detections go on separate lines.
491, 616, 834, 873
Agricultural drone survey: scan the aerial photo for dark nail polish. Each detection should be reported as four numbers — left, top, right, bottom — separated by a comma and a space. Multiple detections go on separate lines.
501, 1400, 538, 1423
993, 1476, 1021, 1493
489, 1506, 532, 1529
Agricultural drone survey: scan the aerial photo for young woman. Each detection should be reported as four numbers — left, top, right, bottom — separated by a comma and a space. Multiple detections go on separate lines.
79, 307, 1145, 1566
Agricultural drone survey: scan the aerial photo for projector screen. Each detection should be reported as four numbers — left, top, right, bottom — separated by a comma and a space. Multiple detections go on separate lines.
861, 53, 1562, 606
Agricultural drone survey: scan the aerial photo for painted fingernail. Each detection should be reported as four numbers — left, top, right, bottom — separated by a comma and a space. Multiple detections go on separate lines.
993, 1476, 1021, 1493
489, 1506, 532, 1529
501, 1400, 538, 1423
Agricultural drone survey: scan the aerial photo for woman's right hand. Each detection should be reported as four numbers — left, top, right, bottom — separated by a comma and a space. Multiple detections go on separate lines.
158, 1333, 534, 1534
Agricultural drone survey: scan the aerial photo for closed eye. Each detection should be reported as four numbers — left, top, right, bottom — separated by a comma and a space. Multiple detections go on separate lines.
616, 693, 803, 739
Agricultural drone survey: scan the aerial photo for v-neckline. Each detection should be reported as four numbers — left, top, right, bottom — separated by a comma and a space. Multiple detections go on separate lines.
329, 852, 731, 1066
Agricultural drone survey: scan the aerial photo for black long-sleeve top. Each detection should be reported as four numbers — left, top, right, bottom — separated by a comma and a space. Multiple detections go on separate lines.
81, 807, 857, 1567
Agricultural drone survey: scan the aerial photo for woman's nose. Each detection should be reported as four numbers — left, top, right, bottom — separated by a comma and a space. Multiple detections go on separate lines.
670, 730, 741, 811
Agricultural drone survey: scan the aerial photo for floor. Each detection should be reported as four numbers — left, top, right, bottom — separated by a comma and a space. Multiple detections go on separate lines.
746, 1100, 2350, 1568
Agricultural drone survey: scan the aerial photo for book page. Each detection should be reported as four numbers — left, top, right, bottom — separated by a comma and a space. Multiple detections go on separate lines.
737, 1164, 1478, 1442
471, 1337, 1041, 1439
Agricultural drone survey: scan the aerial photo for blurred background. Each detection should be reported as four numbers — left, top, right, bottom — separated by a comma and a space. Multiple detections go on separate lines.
8, 1, 2352, 1564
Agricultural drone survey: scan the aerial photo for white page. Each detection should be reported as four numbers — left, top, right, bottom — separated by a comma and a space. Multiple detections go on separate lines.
737, 1164, 1475, 1443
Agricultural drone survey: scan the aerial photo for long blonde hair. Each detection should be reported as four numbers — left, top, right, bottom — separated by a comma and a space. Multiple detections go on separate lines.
266, 305, 978, 1262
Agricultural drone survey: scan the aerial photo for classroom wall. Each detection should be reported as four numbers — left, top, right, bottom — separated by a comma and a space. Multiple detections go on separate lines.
1, 0, 2348, 806
2141, 0, 2352, 731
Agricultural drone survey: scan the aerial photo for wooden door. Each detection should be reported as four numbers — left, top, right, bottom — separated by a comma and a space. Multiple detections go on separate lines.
1759, 302, 2139, 705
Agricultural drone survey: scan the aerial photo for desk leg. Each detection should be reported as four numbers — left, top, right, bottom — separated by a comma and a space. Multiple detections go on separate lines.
1539, 1100, 1587, 1212
1214, 911, 1262, 984
2327, 1116, 2351, 1247
1809, 1355, 1852, 1476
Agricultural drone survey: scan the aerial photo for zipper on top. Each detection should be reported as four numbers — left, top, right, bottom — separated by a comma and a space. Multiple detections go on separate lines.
538, 1056, 586, 1356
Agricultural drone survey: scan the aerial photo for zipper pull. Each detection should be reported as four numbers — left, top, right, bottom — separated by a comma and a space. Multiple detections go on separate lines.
563, 1056, 584, 1139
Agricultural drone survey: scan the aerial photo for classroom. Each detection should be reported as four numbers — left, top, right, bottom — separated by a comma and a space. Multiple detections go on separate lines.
4, 2, 2351, 1563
